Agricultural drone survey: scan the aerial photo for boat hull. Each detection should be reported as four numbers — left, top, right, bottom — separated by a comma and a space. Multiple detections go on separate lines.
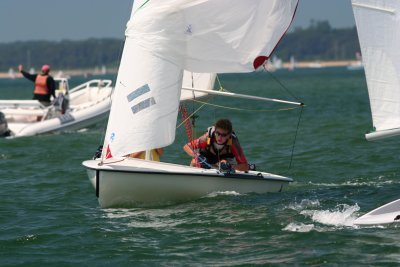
11, 99, 110, 137
354, 198, 400, 225
1, 79, 113, 138
83, 159, 293, 208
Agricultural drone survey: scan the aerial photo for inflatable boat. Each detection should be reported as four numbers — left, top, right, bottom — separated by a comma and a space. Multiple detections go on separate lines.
0, 78, 113, 138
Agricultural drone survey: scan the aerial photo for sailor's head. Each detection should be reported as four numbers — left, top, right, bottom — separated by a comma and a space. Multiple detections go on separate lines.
214, 118, 232, 144
41, 64, 50, 74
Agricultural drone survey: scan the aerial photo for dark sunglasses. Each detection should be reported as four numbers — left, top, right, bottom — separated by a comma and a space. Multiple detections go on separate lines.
215, 131, 230, 138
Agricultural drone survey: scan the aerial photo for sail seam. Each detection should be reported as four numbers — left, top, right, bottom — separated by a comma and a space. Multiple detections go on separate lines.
352, 3, 395, 14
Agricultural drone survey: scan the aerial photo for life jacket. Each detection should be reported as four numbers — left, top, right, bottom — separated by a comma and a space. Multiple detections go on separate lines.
34, 75, 49, 95
200, 126, 236, 164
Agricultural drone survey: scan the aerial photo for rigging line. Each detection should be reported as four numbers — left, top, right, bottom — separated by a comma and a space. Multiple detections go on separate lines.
288, 105, 304, 171
191, 73, 196, 143
215, 75, 235, 94
262, 65, 303, 103
216, 74, 225, 91
191, 99, 302, 112
176, 101, 208, 129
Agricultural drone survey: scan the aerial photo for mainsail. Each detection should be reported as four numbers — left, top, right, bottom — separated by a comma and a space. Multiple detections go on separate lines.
180, 71, 216, 101
104, 0, 298, 158
351, 0, 400, 140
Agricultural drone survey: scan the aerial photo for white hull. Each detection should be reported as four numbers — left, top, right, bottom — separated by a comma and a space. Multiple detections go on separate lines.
82, 158, 293, 208
1, 79, 112, 137
354, 198, 400, 225
365, 128, 400, 141
9, 99, 110, 137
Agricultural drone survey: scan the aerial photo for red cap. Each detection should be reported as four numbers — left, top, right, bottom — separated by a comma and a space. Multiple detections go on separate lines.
42, 65, 50, 72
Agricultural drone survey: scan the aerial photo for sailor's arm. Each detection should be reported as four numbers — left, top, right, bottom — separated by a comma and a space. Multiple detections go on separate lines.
231, 140, 249, 172
183, 134, 207, 158
18, 65, 36, 82
183, 143, 196, 157
234, 163, 249, 172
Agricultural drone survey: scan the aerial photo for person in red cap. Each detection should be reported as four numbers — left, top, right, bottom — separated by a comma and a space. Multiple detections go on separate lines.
18, 64, 56, 106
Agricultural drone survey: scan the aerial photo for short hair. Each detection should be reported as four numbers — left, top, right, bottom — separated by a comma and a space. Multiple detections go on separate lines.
215, 119, 232, 133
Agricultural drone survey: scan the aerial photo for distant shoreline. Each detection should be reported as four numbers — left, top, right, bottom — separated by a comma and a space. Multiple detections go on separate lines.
0, 60, 361, 79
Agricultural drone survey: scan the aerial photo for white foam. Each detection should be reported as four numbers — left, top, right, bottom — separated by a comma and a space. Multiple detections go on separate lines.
300, 204, 360, 227
205, 191, 241, 198
307, 178, 399, 188
283, 222, 315, 232
286, 199, 320, 211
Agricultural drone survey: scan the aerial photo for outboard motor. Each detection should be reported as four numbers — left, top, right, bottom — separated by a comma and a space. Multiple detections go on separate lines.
0, 112, 11, 137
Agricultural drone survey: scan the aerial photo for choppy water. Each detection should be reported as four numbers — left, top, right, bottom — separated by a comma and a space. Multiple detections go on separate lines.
1, 68, 399, 266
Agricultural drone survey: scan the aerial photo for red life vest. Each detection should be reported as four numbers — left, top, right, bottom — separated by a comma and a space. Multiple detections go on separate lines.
34, 75, 49, 95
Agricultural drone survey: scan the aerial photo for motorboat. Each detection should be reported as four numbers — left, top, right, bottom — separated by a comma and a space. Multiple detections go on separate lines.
0, 78, 113, 138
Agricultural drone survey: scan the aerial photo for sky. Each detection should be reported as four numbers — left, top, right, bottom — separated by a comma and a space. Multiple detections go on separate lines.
0, 0, 355, 43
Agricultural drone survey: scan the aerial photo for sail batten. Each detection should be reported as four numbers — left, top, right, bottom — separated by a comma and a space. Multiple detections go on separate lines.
352, 3, 395, 14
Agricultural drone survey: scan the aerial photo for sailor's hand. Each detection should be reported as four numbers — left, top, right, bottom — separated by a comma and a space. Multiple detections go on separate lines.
197, 154, 207, 163
220, 161, 232, 171
220, 161, 235, 174
18, 65, 23, 72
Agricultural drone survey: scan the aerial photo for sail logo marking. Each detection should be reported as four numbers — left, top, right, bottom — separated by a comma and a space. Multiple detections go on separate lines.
185, 24, 193, 35
127, 84, 150, 102
127, 84, 156, 114
131, 97, 156, 114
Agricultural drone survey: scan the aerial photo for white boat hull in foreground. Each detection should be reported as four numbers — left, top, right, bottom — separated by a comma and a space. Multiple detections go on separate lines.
83, 158, 293, 208
354, 199, 400, 225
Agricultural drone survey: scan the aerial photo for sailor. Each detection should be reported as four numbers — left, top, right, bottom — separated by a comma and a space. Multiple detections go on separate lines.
18, 64, 56, 106
0, 112, 11, 137
183, 118, 249, 172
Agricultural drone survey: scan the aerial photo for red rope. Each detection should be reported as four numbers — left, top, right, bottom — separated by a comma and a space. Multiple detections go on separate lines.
180, 104, 193, 143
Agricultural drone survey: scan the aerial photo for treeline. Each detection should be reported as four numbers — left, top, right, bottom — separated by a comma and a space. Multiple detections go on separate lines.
276, 21, 360, 61
0, 21, 360, 72
0, 38, 124, 72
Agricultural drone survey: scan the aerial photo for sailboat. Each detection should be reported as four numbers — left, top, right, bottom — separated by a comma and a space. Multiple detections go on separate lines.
82, 0, 301, 208
350, 0, 400, 225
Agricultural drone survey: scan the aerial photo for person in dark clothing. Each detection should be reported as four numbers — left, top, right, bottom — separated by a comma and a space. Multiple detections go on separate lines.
0, 112, 11, 137
18, 64, 56, 106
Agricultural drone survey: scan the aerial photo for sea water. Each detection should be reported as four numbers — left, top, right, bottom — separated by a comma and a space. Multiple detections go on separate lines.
1, 68, 399, 266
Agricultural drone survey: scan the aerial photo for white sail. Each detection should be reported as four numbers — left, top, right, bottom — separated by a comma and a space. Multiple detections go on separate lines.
104, 0, 298, 158
351, 0, 400, 140
127, 0, 298, 73
180, 71, 216, 101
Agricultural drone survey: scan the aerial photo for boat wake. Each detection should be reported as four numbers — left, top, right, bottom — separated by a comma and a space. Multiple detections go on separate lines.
306, 177, 398, 188
300, 204, 359, 227
283, 199, 362, 232
204, 191, 242, 198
